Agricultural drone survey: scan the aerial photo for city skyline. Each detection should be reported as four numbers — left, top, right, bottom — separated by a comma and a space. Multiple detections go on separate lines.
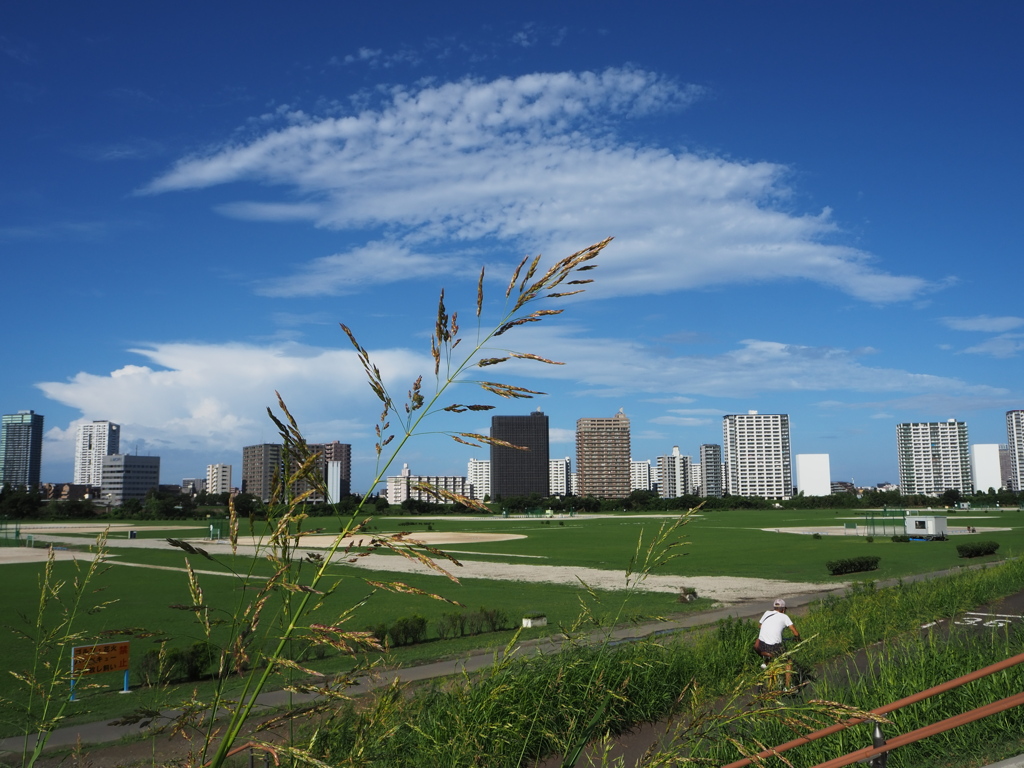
3, 4, 1023, 493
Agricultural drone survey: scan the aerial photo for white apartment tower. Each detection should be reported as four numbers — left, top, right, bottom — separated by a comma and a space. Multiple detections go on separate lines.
656, 446, 692, 498
896, 419, 971, 496
74, 421, 121, 486
630, 459, 653, 492
1008, 411, 1024, 492
467, 458, 491, 500
206, 463, 232, 495
550, 457, 571, 496
722, 411, 793, 500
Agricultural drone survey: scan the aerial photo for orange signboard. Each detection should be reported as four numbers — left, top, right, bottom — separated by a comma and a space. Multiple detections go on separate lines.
72, 642, 131, 676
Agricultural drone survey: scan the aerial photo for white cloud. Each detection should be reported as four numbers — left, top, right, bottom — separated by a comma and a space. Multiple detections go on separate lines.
36, 341, 427, 459
144, 69, 935, 304
252, 241, 479, 297
483, 325, 1010, 400
942, 315, 1024, 333
962, 334, 1024, 359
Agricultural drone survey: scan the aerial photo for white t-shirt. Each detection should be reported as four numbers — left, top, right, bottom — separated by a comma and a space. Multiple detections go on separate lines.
758, 610, 794, 645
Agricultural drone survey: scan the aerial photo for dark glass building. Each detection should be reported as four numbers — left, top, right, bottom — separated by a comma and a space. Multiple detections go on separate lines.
0, 410, 44, 488
490, 411, 550, 499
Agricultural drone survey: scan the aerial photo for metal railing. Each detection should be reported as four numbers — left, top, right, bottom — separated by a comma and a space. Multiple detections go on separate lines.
722, 649, 1024, 768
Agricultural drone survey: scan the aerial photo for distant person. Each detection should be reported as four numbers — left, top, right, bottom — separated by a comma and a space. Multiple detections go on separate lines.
756, 598, 801, 687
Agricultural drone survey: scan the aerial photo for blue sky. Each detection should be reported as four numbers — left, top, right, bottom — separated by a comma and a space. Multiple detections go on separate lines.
3, 1, 1022, 493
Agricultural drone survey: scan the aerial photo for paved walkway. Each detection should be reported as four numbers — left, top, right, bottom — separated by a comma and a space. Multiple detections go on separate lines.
1, 560, 1021, 767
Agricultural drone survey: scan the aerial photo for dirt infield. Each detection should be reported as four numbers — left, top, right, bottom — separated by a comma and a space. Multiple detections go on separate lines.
298, 531, 527, 547
0, 547, 99, 565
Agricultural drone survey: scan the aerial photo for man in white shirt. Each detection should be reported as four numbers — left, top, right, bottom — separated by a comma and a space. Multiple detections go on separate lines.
756, 598, 801, 687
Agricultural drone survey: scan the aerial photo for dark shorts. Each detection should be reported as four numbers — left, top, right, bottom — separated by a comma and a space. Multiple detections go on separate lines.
759, 641, 784, 658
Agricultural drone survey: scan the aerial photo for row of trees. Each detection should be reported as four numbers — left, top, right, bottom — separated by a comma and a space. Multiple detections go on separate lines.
2, 482, 1021, 522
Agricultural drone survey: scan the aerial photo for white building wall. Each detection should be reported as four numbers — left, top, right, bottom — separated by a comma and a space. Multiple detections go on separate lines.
971, 444, 1004, 493
387, 464, 471, 504
795, 454, 832, 497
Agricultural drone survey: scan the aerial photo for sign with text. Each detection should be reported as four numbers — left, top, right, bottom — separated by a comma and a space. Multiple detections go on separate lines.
72, 642, 130, 676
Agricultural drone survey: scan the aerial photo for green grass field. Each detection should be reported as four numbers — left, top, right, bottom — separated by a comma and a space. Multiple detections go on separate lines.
2, 507, 1022, 738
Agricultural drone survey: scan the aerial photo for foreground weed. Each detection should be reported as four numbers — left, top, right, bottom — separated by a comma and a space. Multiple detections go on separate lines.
3, 533, 115, 768
145, 240, 615, 768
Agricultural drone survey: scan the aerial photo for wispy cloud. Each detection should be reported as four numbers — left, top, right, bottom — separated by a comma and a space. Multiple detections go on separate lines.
144, 69, 937, 304
962, 334, 1024, 359
941, 315, 1024, 333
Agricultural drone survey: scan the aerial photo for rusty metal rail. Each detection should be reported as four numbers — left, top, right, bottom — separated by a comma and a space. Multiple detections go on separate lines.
721, 648, 1024, 768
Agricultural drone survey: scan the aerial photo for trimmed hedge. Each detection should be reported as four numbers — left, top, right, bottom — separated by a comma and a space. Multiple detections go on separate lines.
891, 535, 911, 543
826, 556, 881, 576
957, 541, 1000, 558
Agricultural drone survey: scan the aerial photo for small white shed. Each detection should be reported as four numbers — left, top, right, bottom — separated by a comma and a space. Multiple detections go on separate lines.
904, 516, 948, 538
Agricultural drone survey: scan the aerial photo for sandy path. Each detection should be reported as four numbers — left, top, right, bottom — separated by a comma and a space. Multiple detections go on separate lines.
328, 551, 841, 604
2, 527, 843, 604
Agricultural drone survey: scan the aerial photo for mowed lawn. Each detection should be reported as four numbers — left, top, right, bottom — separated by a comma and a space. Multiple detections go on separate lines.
2, 508, 1022, 734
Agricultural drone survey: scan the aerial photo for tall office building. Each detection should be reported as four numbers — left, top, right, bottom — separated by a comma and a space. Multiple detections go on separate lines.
550, 457, 571, 496
206, 463, 233, 495
241, 444, 282, 502
722, 411, 793, 500
490, 411, 549, 498
467, 458, 491, 500
0, 410, 45, 488
656, 446, 692, 498
1008, 411, 1024, 492
795, 454, 832, 497
101, 454, 160, 506
74, 421, 120, 486
699, 444, 723, 498
630, 459, 653, 492
896, 419, 971, 495
576, 410, 631, 499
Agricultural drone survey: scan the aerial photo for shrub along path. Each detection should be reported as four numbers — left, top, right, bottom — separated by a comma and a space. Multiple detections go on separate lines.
0, 558, 1017, 766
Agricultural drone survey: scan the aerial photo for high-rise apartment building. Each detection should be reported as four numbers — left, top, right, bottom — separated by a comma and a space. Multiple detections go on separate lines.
630, 459, 652, 492
699, 444, 723, 498
550, 457, 571, 496
74, 421, 120, 486
896, 419, 971, 496
576, 411, 631, 499
490, 412, 549, 498
0, 410, 44, 488
656, 446, 692, 498
1008, 411, 1024, 492
241, 444, 282, 502
722, 411, 792, 500
467, 458, 491, 500
301, 442, 352, 501
101, 454, 160, 506
206, 463, 233, 495
795, 454, 832, 497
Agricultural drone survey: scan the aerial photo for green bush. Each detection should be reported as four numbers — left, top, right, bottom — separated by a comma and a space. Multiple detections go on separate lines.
826, 555, 881, 576
956, 541, 1000, 558
892, 534, 911, 542
388, 616, 428, 646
